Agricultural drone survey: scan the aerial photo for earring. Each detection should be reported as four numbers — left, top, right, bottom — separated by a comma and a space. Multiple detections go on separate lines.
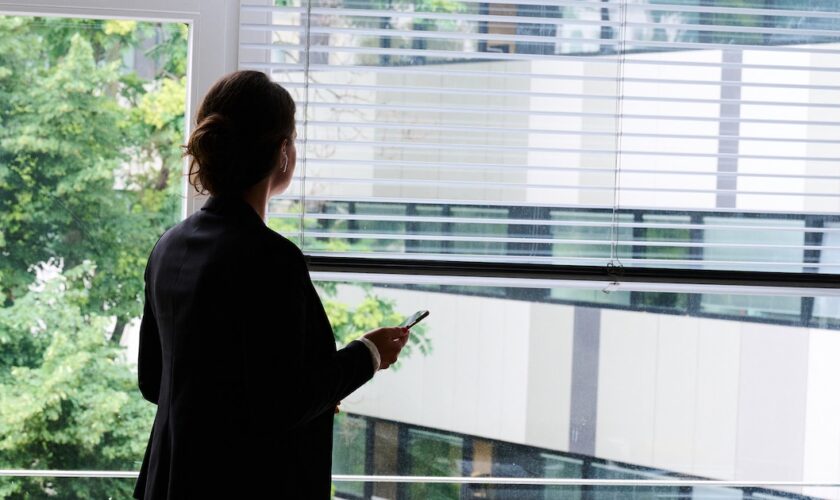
282, 154, 288, 173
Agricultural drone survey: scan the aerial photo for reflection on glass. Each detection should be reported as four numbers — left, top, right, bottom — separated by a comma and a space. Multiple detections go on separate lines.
255, 0, 840, 272
702, 217, 805, 273
405, 429, 463, 498
542, 453, 583, 500
550, 211, 632, 263
325, 279, 840, 499
333, 415, 369, 498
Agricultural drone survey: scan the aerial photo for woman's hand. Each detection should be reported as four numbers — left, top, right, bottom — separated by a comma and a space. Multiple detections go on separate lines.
363, 327, 410, 369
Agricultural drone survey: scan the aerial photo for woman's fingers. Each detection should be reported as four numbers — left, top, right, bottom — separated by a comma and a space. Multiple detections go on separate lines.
363, 326, 411, 370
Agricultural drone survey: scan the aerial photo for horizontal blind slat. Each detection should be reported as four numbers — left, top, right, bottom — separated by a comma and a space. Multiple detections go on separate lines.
302, 124, 840, 147
302, 158, 840, 179
244, 5, 840, 31
292, 230, 838, 251
287, 176, 840, 199
295, 101, 840, 125
274, 194, 840, 216
243, 24, 840, 56
303, 139, 840, 161
241, 1, 840, 20
248, 43, 840, 72
269, 212, 840, 233
261, 81, 840, 108
243, 62, 840, 91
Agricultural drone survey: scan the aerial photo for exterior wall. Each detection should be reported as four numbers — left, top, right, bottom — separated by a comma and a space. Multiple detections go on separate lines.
340, 287, 535, 441
289, 43, 840, 214
804, 46, 840, 215
803, 329, 840, 498
524, 302, 574, 451
617, 48, 722, 210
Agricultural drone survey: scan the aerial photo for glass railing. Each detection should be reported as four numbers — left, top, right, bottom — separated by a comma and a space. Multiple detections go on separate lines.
332, 412, 840, 500
1, 470, 838, 500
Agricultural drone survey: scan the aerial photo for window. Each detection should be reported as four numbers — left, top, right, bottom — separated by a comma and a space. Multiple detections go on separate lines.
3, 0, 840, 497
240, 0, 840, 272
0, 12, 189, 497
239, 0, 840, 496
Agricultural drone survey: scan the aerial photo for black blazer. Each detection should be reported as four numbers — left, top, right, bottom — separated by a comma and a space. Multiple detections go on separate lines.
133, 196, 374, 499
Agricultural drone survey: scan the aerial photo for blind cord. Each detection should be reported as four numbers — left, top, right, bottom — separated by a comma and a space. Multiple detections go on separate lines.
299, 0, 314, 249
605, 0, 628, 293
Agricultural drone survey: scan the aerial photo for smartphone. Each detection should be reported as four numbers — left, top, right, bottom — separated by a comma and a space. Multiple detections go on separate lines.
400, 310, 429, 329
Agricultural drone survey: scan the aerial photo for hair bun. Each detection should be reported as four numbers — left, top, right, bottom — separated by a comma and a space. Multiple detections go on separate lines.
198, 113, 230, 132
184, 70, 296, 196
195, 113, 234, 147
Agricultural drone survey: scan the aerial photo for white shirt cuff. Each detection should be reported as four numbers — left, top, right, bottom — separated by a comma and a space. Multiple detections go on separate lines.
358, 337, 380, 374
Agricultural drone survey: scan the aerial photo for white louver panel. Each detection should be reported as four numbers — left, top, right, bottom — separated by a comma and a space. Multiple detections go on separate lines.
240, 0, 840, 273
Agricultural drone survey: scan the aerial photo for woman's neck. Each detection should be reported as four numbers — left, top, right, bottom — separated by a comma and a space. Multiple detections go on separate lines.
241, 177, 271, 221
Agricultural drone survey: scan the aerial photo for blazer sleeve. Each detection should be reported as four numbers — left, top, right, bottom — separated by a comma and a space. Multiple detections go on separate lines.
248, 245, 374, 429
287, 334, 375, 428
137, 266, 162, 404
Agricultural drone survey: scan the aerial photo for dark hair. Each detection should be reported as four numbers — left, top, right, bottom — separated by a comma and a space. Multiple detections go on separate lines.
184, 70, 296, 195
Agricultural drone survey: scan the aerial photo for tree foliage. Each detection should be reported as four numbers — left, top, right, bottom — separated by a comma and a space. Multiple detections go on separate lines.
0, 263, 151, 499
0, 16, 185, 498
0, 17, 186, 329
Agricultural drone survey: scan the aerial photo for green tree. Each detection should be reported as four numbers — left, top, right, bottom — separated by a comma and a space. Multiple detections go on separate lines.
0, 17, 187, 342
0, 17, 184, 498
0, 263, 151, 499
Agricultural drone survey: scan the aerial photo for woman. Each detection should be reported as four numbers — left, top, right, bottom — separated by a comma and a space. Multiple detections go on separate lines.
133, 70, 409, 499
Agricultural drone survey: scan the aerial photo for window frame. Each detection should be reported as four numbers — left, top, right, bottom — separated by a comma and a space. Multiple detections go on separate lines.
2, 0, 840, 491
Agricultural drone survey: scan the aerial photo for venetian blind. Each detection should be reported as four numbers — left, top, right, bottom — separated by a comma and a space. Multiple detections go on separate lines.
238, 0, 840, 273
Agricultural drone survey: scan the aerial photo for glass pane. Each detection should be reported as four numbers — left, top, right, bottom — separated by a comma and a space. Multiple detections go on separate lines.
0, 14, 188, 499
450, 207, 508, 256
245, 0, 840, 272
410, 205, 446, 254
323, 277, 840, 499
407, 429, 464, 499
541, 453, 584, 500
550, 211, 633, 264
702, 217, 806, 273
333, 414, 368, 498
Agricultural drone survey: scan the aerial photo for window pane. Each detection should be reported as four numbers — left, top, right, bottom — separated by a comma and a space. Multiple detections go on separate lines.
407, 429, 464, 499
323, 277, 840, 498
702, 217, 806, 273
241, 0, 840, 273
0, 15, 188, 499
333, 414, 368, 498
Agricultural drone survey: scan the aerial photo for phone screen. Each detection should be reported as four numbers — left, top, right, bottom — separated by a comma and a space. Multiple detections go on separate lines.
400, 310, 429, 329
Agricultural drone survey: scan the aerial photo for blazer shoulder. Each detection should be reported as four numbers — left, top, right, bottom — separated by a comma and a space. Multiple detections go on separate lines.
250, 229, 312, 295
259, 226, 307, 263
154, 224, 178, 250
144, 219, 187, 274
